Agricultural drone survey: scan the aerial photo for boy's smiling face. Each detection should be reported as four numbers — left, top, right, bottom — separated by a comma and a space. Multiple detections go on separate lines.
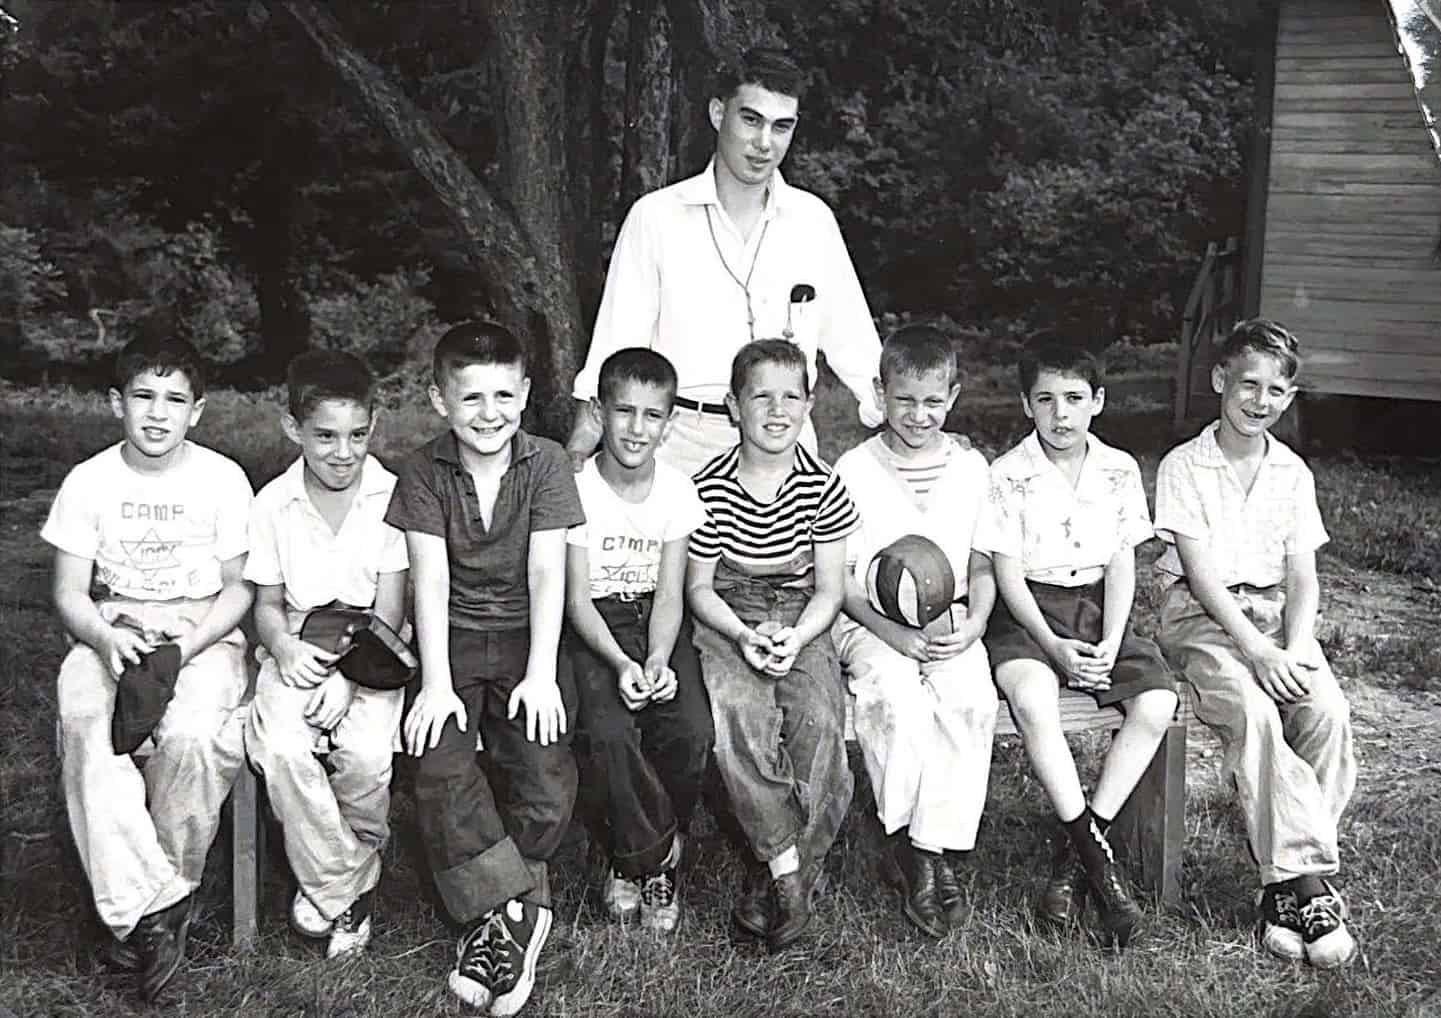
1023, 368, 1104, 457
284, 398, 374, 492
597, 380, 673, 472
876, 366, 959, 455
727, 359, 812, 457
1212, 349, 1296, 442
429, 360, 530, 465
110, 369, 204, 470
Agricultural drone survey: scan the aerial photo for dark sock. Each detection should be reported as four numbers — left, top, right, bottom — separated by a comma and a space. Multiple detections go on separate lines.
1092, 810, 1114, 837
1287, 875, 1328, 901
1062, 807, 1115, 878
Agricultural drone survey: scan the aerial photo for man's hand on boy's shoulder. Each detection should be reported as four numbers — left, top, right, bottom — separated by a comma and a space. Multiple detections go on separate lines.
275, 636, 340, 689
509, 672, 568, 746
404, 686, 468, 756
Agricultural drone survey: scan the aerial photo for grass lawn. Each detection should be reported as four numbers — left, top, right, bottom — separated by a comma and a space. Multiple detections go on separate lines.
2, 375, 1440, 1017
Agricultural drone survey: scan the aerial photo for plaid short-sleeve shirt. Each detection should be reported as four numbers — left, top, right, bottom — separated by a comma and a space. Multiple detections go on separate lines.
972, 432, 1154, 587
1154, 422, 1327, 588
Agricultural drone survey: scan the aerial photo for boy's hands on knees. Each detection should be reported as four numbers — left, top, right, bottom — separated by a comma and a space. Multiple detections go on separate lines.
275, 635, 340, 689
509, 673, 567, 746
617, 659, 653, 711
305, 672, 356, 731
1245, 639, 1314, 703
643, 656, 677, 704
100, 624, 155, 677
404, 686, 468, 756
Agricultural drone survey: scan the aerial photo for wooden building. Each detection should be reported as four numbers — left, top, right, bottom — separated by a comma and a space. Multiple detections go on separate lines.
1176, 0, 1441, 425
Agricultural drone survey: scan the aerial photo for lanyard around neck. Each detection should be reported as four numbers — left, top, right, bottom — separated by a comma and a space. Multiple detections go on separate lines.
704, 205, 770, 343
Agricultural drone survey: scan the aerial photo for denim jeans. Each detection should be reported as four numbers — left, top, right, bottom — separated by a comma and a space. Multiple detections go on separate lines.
691, 563, 852, 866
413, 627, 577, 923
569, 596, 714, 877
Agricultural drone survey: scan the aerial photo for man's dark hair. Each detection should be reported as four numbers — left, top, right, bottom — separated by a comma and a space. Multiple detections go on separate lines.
598, 347, 678, 406
1216, 317, 1301, 379
879, 323, 957, 386
113, 332, 207, 400
432, 320, 527, 385
730, 338, 810, 397
713, 47, 808, 104
1018, 334, 1105, 394
286, 349, 376, 422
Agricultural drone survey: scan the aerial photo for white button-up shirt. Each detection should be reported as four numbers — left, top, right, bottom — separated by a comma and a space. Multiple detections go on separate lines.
245, 455, 408, 626
973, 432, 1155, 587
575, 161, 883, 426
1154, 421, 1327, 589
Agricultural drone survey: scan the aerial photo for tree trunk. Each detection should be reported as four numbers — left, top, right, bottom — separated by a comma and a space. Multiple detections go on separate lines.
274, 0, 581, 429
621, 0, 673, 208
251, 103, 309, 379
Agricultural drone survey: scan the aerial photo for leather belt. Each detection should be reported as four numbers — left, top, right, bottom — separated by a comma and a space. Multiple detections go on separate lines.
673, 395, 730, 416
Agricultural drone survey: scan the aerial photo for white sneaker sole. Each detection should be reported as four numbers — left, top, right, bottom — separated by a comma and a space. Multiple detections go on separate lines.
326, 916, 372, 960
290, 892, 334, 939
488, 907, 552, 1018
1305, 924, 1358, 970
448, 968, 494, 1011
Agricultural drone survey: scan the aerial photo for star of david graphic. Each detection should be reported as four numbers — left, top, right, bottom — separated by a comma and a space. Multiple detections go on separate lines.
119, 529, 181, 579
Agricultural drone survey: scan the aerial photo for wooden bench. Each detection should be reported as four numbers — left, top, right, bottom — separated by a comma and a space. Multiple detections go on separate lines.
846, 684, 1194, 910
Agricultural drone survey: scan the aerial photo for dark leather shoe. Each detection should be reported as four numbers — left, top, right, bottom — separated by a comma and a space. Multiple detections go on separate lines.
934, 853, 966, 928
766, 871, 811, 951
103, 936, 141, 972
732, 863, 771, 939
1037, 834, 1087, 928
134, 895, 193, 1001
1086, 861, 1144, 949
899, 847, 948, 940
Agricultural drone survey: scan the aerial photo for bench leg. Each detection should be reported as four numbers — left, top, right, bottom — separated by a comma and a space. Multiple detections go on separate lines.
1114, 722, 1186, 911
230, 763, 261, 949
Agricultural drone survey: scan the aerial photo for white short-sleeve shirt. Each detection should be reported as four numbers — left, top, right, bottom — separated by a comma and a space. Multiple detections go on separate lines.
1154, 421, 1328, 588
245, 455, 408, 620
972, 431, 1154, 586
566, 457, 706, 599
41, 441, 252, 601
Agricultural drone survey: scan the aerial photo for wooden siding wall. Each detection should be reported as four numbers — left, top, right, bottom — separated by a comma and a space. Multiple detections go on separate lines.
1262, 0, 1441, 401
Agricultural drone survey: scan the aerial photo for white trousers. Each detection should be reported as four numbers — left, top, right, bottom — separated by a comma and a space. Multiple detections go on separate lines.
658, 407, 817, 478
57, 600, 248, 939
245, 659, 403, 919
836, 624, 998, 851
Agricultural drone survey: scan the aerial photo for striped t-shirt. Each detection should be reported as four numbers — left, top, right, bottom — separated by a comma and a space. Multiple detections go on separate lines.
690, 443, 859, 588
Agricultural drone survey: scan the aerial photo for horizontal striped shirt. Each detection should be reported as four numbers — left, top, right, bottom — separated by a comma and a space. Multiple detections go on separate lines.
690, 443, 859, 588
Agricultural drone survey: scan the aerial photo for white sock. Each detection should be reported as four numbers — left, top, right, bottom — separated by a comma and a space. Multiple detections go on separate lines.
767, 846, 800, 879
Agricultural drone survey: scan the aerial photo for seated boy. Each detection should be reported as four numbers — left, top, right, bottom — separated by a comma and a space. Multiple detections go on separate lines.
686, 338, 858, 952
832, 323, 998, 940
43, 333, 253, 1000
1155, 318, 1356, 969
565, 348, 714, 934
243, 350, 408, 959
385, 322, 583, 1017
972, 337, 1178, 949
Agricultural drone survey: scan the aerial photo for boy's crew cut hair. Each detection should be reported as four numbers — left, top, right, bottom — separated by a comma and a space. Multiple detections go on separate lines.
879, 322, 957, 385
598, 347, 679, 405
713, 47, 808, 104
1217, 317, 1301, 379
286, 349, 376, 422
730, 338, 811, 397
1018, 333, 1105, 394
113, 332, 208, 400
432, 320, 527, 384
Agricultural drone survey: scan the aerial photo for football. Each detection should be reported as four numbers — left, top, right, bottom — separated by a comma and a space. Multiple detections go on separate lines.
865, 534, 955, 628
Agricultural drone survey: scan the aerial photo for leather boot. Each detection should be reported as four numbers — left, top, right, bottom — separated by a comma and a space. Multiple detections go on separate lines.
766, 871, 812, 951
934, 852, 966, 928
899, 845, 947, 940
732, 861, 771, 939
1037, 831, 1087, 928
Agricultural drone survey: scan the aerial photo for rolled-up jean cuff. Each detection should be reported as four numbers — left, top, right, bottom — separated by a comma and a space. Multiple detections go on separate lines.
434, 835, 535, 923
610, 821, 678, 878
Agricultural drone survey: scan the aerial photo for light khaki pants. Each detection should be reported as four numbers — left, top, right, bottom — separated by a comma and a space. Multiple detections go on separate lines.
245, 657, 403, 919
57, 600, 248, 939
836, 621, 998, 851
657, 407, 817, 478
1159, 583, 1356, 885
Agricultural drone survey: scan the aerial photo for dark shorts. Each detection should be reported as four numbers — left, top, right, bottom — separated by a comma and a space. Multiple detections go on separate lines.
983, 579, 1177, 709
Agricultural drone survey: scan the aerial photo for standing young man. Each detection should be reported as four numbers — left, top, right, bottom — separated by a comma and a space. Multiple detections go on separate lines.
568, 48, 883, 477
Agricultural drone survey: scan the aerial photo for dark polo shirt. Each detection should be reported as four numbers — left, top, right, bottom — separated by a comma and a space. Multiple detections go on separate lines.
385, 428, 584, 632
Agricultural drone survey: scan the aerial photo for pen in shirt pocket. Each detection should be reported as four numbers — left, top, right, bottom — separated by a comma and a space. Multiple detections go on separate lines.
783, 283, 816, 340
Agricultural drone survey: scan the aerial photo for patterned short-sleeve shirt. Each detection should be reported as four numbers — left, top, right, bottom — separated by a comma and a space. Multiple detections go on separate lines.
1154, 421, 1327, 588
689, 443, 860, 589
972, 431, 1154, 586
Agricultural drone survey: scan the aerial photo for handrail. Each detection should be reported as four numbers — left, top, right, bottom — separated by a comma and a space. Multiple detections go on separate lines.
1174, 236, 1242, 430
